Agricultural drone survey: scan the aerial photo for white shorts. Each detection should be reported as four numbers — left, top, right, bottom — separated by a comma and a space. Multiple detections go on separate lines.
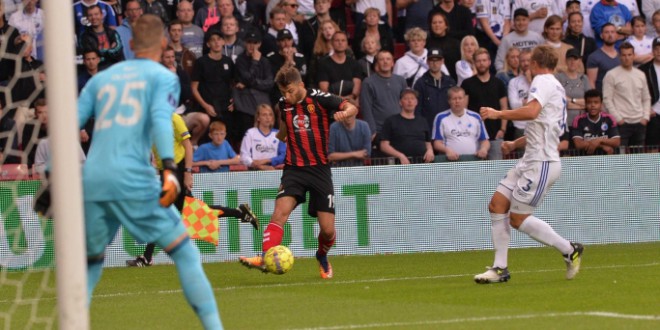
495, 161, 561, 214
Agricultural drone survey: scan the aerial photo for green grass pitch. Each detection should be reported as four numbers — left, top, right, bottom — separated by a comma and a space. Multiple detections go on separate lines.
2, 242, 660, 329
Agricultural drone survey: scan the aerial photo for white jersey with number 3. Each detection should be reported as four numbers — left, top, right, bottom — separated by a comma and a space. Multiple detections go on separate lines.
522, 74, 566, 163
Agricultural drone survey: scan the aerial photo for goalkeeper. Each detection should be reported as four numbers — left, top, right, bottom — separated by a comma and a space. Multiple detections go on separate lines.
76, 15, 222, 329
126, 113, 259, 267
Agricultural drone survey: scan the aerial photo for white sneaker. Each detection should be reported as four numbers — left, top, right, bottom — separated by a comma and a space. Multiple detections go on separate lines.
474, 267, 511, 284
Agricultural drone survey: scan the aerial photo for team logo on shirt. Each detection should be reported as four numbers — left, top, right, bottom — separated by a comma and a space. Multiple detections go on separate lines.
307, 104, 315, 113
530, 87, 537, 93
601, 123, 608, 131
293, 114, 310, 130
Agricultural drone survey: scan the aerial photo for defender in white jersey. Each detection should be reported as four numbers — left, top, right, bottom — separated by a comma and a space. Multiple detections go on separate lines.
476, 45, 583, 284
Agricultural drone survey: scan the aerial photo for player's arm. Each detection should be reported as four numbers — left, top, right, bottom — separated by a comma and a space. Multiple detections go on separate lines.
153, 75, 181, 206
276, 118, 287, 141
77, 82, 95, 128
182, 138, 193, 191
333, 101, 359, 122
380, 140, 410, 164
480, 99, 542, 121
502, 136, 527, 155
498, 96, 509, 138
571, 136, 590, 151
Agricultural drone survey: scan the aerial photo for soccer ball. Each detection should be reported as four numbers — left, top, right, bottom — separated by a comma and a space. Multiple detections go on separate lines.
264, 245, 294, 275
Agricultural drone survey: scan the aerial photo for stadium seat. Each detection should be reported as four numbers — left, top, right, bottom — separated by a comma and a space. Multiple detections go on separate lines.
394, 43, 406, 60
229, 164, 248, 172
0, 164, 30, 181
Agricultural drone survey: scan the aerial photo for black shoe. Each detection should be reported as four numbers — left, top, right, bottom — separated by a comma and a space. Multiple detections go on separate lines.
126, 255, 152, 267
239, 204, 259, 230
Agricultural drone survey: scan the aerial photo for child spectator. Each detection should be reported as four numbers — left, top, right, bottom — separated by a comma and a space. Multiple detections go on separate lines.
193, 121, 241, 172
240, 104, 286, 170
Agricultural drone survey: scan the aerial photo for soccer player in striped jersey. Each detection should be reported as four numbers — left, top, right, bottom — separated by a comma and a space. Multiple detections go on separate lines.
239, 66, 358, 279
477, 45, 584, 284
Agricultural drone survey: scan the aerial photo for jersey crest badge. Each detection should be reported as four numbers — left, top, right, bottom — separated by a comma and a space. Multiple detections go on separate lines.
307, 104, 315, 113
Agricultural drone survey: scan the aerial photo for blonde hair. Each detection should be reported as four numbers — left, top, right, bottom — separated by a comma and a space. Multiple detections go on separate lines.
131, 14, 165, 52
502, 47, 520, 73
460, 35, 479, 62
254, 104, 275, 128
361, 34, 381, 54
313, 20, 340, 56
363, 7, 381, 18
404, 27, 427, 43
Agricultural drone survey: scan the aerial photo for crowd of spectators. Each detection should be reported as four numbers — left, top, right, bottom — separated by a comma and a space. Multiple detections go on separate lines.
0, 0, 658, 172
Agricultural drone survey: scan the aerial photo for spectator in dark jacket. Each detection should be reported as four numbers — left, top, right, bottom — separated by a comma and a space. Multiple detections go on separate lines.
413, 47, 456, 130
78, 5, 124, 65
232, 30, 274, 143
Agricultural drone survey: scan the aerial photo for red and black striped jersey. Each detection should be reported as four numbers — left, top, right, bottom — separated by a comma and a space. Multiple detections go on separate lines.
278, 89, 347, 166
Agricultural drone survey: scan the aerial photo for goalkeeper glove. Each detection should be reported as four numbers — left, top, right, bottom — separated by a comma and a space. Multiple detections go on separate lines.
160, 159, 181, 207
33, 173, 52, 218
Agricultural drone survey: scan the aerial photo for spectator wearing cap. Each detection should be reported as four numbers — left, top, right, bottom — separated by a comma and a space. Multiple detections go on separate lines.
432, 86, 489, 161
590, 0, 633, 48
638, 37, 660, 147
360, 50, 408, 156
494, 8, 544, 72
602, 42, 651, 147
563, 10, 597, 68
189, 29, 235, 146
261, 7, 288, 56
511, 0, 561, 35
556, 48, 591, 126
317, 31, 362, 103
380, 88, 435, 164
232, 30, 274, 143
586, 23, 620, 92
413, 47, 456, 130
266, 29, 307, 93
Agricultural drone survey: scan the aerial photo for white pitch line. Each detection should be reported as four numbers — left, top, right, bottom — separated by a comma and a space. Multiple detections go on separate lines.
1, 262, 659, 304
289, 312, 660, 330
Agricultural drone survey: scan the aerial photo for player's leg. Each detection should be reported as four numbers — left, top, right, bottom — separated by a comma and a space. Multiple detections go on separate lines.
84, 201, 121, 302
316, 211, 336, 279
474, 168, 515, 284
238, 196, 297, 271
509, 161, 583, 279
137, 203, 222, 329
210, 204, 259, 230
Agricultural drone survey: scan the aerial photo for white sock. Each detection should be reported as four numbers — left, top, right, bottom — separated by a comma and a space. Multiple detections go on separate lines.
491, 213, 510, 269
518, 215, 573, 255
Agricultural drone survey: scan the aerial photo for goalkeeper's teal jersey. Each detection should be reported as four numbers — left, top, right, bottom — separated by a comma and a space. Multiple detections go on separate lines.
78, 59, 180, 201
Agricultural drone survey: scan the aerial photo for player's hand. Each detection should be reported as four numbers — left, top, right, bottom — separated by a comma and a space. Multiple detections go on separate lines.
446, 148, 459, 161
601, 145, 615, 154
80, 129, 89, 143
160, 159, 181, 207
183, 172, 193, 193
476, 148, 488, 159
204, 104, 217, 117
480, 107, 500, 120
251, 49, 261, 61
641, 119, 649, 126
423, 149, 435, 163
495, 130, 505, 139
235, 82, 246, 90
353, 149, 368, 160
334, 111, 349, 122
534, 7, 548, 19
501, 141, 515, 155
33, 178, 52, 218
398, 155, 411, 165
228, 99, 234, 112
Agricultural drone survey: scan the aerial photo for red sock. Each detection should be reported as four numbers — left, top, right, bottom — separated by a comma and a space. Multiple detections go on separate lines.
262, 222, 284, 253
316, 232, 336, 257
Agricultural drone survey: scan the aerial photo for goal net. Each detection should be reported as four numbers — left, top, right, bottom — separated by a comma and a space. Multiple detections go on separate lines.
1, 1, 87, 328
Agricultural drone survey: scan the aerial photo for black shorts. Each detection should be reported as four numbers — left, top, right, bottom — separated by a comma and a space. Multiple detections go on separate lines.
646, 115, 660, 146
278, 165, 335, 217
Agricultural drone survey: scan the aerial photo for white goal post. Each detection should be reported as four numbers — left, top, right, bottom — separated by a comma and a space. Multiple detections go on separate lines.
41, 1, 89, 329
